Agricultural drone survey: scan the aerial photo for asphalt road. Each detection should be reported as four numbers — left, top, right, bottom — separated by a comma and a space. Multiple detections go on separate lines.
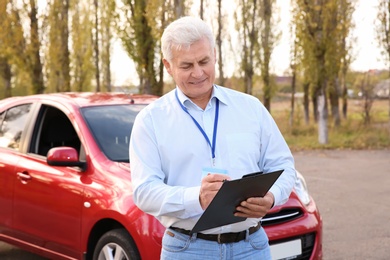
294, 149, 390, 260
1, 149, 390, 259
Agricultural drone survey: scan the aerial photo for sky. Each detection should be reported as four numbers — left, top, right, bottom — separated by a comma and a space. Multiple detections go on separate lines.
110, 0, 388, 86
349, 1, 385, 71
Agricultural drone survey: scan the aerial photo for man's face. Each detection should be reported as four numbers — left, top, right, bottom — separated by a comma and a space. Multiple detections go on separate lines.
163, 37, 216, 105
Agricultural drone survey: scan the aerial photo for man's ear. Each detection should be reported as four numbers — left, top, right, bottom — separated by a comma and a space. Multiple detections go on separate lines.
163, 59, 172, 75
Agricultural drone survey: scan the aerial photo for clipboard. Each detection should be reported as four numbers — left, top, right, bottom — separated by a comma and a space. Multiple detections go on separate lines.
191, 169, 284, 234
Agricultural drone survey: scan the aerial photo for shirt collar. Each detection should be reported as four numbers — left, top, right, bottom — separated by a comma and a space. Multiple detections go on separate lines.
175, 85, 227, 110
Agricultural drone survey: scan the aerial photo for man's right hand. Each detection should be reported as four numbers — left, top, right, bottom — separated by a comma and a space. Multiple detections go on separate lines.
199, 173, 231, 210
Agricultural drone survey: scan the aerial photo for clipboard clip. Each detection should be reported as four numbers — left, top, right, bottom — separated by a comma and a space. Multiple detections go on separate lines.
242, 172, 263, 178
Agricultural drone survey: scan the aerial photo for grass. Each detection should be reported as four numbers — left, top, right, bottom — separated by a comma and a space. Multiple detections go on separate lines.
271, 97, 390, 151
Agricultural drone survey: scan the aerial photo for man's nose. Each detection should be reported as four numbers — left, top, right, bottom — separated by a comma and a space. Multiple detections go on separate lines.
191, 64, 204, 78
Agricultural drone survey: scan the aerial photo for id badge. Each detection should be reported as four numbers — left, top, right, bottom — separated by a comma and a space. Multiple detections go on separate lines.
201, 167, 228, 179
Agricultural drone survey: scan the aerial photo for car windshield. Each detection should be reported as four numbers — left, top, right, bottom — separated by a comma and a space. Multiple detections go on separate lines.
81, 104, 146, 162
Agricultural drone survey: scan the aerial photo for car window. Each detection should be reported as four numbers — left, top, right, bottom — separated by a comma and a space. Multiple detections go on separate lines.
30, 106, 81, 157
0, 104, 31, 149
81, 104, 145, 162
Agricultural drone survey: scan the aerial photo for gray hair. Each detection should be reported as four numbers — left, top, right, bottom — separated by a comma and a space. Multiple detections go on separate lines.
161, 16, 215, 62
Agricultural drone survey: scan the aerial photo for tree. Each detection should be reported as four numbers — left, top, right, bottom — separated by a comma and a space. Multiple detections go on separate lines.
339, 1, 355, 120
377, 0, 390, 119
26, 0, 45, 94
93, 0, 101, 92
69, 0, 115, 92
258, 0, 279, 111
235, 0, 279, 111
291, 0, 312, 124
174, 0, 186, 18
289, 39, 298, 126
357, 73, 375, 125
0, 58, 12, 98
293, 0, 329, 144
100, 0, 116, 92
216, 0, 225, 86
235, 0, 259, 96
118, 0, 188, 95
118, 1, 158, 94
0, 0, 45, 96
145, 0, 185, 94
0, 0, 13, 97
325, 0, 354, 127
292, 0, 355, 144
200, 0, 204, 19
47, 0, 71, 92
70, 1, 94, 92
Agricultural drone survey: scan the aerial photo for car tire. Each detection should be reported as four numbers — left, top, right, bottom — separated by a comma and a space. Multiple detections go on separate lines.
93, 228, 140, 260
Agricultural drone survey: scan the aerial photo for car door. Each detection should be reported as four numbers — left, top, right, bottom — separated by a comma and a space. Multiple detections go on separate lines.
12, 105, 84, 258
0, 104, 30, 236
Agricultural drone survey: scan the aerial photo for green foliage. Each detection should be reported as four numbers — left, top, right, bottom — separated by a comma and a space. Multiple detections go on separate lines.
70, 1, 95, 92
46, 0, 71, 92
117, 0, 159, 95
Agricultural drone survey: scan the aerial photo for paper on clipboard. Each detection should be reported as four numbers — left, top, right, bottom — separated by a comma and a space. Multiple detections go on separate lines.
191, 169, 284, 234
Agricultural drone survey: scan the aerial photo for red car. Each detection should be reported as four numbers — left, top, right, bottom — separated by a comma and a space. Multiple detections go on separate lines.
0, 92, 322, 260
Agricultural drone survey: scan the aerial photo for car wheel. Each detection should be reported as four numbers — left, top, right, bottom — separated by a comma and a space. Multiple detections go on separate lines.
93, 228, 140, 260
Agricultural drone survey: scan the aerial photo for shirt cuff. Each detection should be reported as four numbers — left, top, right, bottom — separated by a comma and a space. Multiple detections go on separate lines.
184, 186, 204, 217
269, 185, 283, 207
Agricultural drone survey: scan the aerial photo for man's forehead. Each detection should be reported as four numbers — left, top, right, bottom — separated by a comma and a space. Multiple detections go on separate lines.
176, 54, 211, 64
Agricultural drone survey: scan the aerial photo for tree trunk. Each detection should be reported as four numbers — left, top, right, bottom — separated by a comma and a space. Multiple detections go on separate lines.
260, 0, 272, 112
329, 78, 341, 126
103, 25, 111, 92
317, 94, 328, 144
312, 93, 318, 122
29, 0, 45, 94
263, 69, 271, 111
289, 69, 296, 126
217, 0, 225, 86
388, 70, 390, 119
174, 0, 185, 18
0, 58, 12, 97
94, 0, 101, 92
159, 8, 165, 93
388, 84, 390, 120
341, 64, 348, 119
303, 82, 310, 124
245, 74, 253, 95
200, 0, 204, 19
342, 80, 348, 119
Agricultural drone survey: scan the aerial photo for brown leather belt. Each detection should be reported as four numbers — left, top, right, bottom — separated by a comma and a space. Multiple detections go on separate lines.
169, 222, 261, 244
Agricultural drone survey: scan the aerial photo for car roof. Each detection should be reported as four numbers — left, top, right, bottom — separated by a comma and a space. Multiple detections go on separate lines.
0, 92, 159, 109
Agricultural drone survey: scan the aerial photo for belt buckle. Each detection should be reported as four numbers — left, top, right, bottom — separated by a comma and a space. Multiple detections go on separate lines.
217, 234, 222, 243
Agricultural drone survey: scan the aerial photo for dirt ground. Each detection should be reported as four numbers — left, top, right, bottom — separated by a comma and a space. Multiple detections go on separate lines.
1, 149, 390, 259
294, 149, 390, 260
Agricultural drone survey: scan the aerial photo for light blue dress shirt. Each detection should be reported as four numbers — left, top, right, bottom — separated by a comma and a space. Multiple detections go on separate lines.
130, 85, 296, 234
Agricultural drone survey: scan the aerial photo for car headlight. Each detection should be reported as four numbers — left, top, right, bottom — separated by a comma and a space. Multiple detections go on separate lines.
294, 170, 311, 206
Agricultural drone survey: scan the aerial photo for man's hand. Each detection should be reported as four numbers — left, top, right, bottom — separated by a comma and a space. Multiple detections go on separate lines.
234, 192, 275, 218
199, 174, 230, 210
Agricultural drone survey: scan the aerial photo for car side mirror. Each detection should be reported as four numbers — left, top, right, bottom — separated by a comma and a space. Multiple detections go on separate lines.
47, 147, 86, 171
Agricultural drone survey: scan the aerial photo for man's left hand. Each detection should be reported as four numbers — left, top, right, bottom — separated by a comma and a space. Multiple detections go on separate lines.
234, 192, 275, 218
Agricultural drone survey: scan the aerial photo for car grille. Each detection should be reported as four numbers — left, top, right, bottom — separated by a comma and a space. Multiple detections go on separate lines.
262, 208, 303, 226
269, 233, 316, 260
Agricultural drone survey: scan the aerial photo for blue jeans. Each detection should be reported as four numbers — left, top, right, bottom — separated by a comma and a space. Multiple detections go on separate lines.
161, 227, 272, 260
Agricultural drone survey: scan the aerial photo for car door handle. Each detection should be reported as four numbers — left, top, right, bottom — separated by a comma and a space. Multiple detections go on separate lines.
17, 172, 32, 184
